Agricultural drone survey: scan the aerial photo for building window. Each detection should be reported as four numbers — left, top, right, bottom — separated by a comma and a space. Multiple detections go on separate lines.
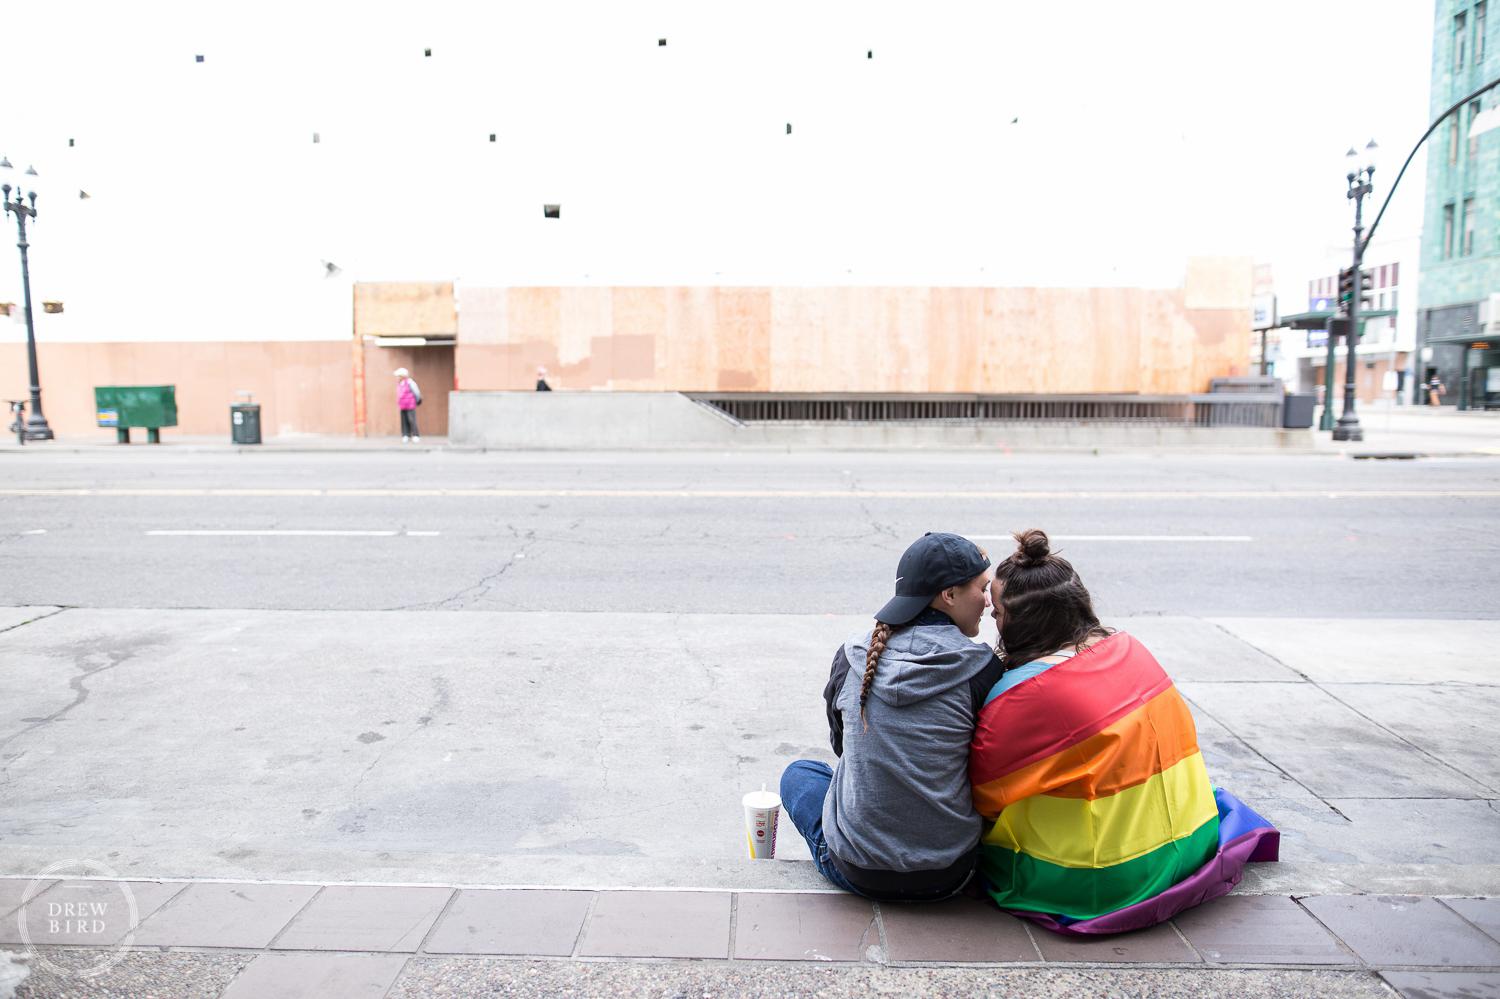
1464, 198, 1477, 254
1457, 11, 1469, 71
1451, 116, 1463, 165
1471, 101, 1484, 158
1379, 293, 1386, 310
1445, 203, 1456, 258
1391, 289, 1399, 310
1391, 261, 1399, 286
1480, 1, 1489, 62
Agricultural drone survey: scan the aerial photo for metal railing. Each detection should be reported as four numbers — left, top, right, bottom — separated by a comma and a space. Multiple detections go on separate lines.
686, 393, 1284, 428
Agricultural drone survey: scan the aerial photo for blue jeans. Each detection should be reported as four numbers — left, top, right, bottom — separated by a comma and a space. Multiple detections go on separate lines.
779, 760, 867, 897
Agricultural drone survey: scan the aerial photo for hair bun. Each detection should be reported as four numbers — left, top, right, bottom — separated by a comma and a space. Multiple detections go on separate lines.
1012, 528, 1051, 567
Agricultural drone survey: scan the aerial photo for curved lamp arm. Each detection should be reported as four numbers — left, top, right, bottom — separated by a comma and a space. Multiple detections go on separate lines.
1364, 75, 1500, 248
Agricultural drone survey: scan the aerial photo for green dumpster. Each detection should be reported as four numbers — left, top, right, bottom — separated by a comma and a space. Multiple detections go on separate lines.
94, 385, 178, 444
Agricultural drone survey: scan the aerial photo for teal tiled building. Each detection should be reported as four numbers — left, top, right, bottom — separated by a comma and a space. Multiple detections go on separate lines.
1421, 0, 1500, 408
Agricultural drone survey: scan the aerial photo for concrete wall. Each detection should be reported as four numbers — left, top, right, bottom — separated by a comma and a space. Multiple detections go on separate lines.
448, 264, 1252, 395
0, 341, 353, 437
450, 391, 1310, 450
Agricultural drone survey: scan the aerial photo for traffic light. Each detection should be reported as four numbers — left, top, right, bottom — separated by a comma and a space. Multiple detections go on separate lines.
1359, 269, 1374, 309
1337, 267, 1355, 312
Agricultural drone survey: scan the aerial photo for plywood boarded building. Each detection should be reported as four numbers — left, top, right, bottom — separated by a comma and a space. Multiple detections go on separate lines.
3, 258, 1251, 436
431, 257, 1251, 401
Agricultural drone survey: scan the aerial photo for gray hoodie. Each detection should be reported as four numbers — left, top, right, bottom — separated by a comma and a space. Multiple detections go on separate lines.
822, 609, 1002, 882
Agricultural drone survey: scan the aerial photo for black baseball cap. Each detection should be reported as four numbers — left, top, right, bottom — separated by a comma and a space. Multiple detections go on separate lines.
875, 533, 992, 625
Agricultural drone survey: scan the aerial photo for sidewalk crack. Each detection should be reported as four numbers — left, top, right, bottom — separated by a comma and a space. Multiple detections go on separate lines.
1179, 691, 1352, 822
0, 628, 163, 768
0, 606, 67, 636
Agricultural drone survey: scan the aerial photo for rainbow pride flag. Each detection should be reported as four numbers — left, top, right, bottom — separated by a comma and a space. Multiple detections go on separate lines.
970, 632, 1278, 935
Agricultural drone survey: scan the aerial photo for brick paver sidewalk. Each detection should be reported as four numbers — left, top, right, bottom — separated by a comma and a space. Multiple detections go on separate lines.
3, 878, 1499, 998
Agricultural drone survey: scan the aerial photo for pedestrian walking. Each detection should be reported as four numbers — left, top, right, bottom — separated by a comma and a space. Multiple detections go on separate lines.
536, 366, 552, 392
395, 367, 422, 441
1427, 374, 1446, 407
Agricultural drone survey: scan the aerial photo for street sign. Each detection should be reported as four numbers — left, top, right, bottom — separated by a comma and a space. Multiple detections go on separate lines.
1252, 293, 1278, 330
1309, 295, 1334, 311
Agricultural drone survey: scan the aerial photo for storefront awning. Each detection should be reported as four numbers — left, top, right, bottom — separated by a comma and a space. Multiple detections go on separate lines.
1278, 310, 1398, 330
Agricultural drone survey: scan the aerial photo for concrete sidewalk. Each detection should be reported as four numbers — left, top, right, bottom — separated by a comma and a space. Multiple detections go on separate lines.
0, 608, 1495, 888
2, 405, 1495, 454
0, 434, 454, 454
1, 606, 1496, 997
1312, 405, 1500, 457
2, 875, 1497, 999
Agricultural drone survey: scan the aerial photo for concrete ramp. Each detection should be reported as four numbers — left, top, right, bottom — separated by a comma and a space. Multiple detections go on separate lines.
450, 391, 740, 448
449, 391, 1313, 449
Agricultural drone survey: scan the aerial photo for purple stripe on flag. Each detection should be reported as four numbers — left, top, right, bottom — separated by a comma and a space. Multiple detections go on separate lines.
1011, 787, 1281, 937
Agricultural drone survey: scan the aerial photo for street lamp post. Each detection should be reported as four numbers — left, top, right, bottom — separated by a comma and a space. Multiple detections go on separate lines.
2, 158, 53, 441
1332, 142, 1378, 443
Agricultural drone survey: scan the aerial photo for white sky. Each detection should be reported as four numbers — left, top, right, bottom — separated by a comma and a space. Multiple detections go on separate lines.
1, 0, 1436, 342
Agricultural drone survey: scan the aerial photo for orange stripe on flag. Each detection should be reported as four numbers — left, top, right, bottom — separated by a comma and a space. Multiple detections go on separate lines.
972, 687, 1200, 816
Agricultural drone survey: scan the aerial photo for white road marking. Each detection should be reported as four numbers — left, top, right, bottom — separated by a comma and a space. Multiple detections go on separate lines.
24, 529, 46, 534
145, 530, 440, 537
968, 534, 1253, 542
5, 488, 1496, 499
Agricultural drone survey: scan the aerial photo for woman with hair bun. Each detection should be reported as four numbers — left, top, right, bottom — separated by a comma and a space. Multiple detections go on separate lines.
968, 529, 1279, 935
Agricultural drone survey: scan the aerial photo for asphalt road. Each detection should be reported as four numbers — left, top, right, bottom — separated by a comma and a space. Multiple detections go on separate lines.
2, 448, 1498, 616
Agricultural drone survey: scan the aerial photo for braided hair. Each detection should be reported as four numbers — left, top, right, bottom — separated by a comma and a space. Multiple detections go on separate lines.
858, 620, 894, 729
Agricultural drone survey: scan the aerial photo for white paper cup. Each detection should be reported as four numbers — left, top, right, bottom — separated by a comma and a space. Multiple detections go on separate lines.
742, 790, 781, 859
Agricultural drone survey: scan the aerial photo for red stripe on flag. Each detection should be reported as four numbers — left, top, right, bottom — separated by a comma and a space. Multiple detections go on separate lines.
970, 632, 1174, 787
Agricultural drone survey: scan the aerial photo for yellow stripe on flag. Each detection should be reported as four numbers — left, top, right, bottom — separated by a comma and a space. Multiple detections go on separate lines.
982, 752, 1217, 869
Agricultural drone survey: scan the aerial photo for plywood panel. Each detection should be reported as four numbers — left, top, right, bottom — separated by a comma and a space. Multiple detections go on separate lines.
662, 286, 717, 391
1086, 289, 1145, 394
558, 287, 612, 378
768, 287, 824, 391
611, 287, 668, 336
457, 286, 508, 345
1139, 291, 1197, 395
354, 283, 456, 336
435, 271, 1252, 398
0, 341, 351, 436
926, 288, 986, 392
714, 287, 772, 391
509, 288, 562, 341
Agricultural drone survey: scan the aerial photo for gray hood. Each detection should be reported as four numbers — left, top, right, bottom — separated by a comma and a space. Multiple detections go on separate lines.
843, 618, 993, 708
823, 613, 997, 877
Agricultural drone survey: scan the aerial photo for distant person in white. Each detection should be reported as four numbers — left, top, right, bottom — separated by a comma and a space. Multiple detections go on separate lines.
395, 367, 422, 441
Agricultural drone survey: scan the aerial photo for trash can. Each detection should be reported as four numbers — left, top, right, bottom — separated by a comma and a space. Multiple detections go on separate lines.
1283, 393, 1316, 428
231, 403, 262, 444
95, 385, 177, 443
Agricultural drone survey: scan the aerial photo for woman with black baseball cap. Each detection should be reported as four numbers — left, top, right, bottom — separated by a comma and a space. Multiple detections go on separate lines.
779, 532, 1005, 900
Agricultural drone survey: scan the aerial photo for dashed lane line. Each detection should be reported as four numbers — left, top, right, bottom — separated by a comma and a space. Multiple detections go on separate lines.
3, 488, 1498, 499
969, 535, 1254, 541
145, 530, 440, 537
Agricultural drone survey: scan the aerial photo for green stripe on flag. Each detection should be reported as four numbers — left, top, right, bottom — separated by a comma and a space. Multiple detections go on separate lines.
979, 815, 1219, 921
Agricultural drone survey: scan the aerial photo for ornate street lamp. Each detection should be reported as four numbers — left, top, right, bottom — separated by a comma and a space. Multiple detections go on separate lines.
1331, 140, 1379, 442
1, 157, 54, 441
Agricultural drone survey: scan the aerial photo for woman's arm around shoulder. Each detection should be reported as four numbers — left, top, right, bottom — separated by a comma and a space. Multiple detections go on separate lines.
823, 644, 854, 757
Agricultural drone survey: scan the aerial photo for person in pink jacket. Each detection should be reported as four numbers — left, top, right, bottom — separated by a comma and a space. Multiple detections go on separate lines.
395, 367, 422, 441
